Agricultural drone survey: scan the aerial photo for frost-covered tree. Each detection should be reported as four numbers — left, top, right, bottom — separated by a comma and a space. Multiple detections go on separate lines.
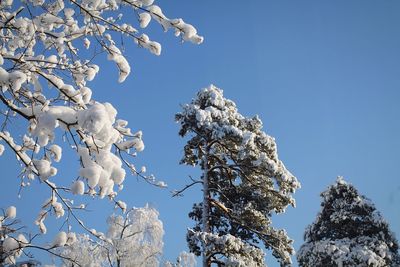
175, 85, 300, 267
297, 177, 400, 267
60, 205, 164, 267
0, 0, 201, 264
60, 205, 196, 267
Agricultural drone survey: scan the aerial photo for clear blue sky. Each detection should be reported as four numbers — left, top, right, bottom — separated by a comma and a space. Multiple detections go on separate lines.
1, 1, 400, 266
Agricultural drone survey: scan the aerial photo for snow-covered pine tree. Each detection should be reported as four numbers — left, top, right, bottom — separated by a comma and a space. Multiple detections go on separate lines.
297, 177, 400, 267
175, 85, 300, 267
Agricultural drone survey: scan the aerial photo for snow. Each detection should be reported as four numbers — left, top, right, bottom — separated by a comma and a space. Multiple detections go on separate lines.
64, 8, 74, 18
79, 165, 102, 188
135, 34, 162, 56
116, 137, 145, 152
3, 237, 19, 252
0, 68, 27, 92
187, 230, 266, 267
116, 200, 127, 213
66, 232, 77, 246
42, 197, 56, 209
107, 44, 131, 83
80, 86, 92, 104
156, 181, 167, 188
52, 201, 65, 218
35, 210, 48, 234
299, 237, 396, 267
17, 234, 28, 247
98, 174, 115, 198
140, 166, 147, 173
71, 180, 85, 195
33, 159, 57, 180
78, 103, 113, 135
23, 135, 40, 154
52, 231, 68, 247
176, 251, 197, 267
0, 234, 29, 265
140, 0, 154, 6
5, 205, 16, 219
139, 12, 151, 28
49, 144, 62, 162
83, 38, 91, 49
9, 71, 27, 92
111, 167, 126, 185
31, 113, 57, 147
181, 23, 204, 44
148, 5, 168, 29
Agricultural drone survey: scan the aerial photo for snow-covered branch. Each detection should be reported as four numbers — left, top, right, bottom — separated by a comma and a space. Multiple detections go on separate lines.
0, 206, 81, 266
0, 0, 202, 263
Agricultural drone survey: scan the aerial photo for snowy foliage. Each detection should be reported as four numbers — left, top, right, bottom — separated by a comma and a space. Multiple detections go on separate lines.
0, 0, 202, 261
1, 207, 47, 265
5, 206, 16, 219
1, 205, 81, 265
176, 85, 300, 266
187, 230, 266, 267
1, 206, 27, 265
297, 177, 400, 267
60, 205, 164, 267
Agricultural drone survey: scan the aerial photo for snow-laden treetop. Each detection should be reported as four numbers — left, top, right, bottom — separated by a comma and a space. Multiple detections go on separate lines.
176, 85, 300, 266
307, 176, 395, 241
298, 177, 400, 267
177, 85, 300, 202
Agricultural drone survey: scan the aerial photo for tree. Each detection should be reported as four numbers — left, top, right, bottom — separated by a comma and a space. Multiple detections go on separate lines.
0, 0, 202, 264
297, 177, 400, 267
60, 205, 197, 267
175, 85, 300, 267
60, 205, 164, 267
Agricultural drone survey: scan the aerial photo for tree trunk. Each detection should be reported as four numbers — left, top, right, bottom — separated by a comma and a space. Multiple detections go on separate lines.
202, 147, 210, 267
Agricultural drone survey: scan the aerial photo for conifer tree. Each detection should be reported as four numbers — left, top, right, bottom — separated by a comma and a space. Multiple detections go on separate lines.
297, 177, 400, 267
176, 85, 300, 267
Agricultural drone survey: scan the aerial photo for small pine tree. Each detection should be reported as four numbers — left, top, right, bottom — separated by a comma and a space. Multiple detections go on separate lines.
176, 85, 300, 266
297, 177, 400, 267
